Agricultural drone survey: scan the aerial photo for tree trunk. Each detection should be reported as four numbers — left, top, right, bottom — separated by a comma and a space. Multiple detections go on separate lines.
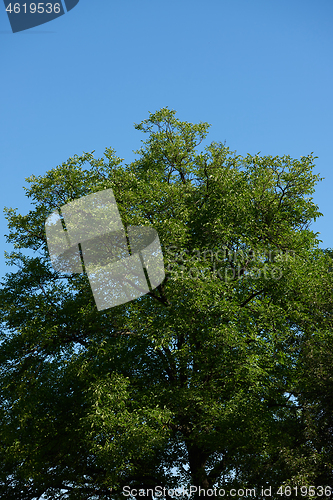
186, 442, 211, 498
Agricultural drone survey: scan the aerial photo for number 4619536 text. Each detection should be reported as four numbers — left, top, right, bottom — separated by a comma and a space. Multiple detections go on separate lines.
5, 3, 61, 14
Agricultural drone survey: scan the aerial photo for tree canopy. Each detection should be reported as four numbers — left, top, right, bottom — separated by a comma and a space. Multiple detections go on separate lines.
1, 108, 333, 499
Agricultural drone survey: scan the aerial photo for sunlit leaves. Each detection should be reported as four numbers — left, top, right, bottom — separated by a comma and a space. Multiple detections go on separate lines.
1, 108, 332, 498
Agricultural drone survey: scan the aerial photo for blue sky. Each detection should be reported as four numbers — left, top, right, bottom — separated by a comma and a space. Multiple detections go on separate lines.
1, 0, 333, 282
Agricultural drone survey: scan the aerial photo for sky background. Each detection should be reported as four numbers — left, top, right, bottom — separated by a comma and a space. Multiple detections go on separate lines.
1, 0, 333, 282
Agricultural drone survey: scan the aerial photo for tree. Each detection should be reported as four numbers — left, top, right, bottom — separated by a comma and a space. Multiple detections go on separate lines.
1, 107, 333, 499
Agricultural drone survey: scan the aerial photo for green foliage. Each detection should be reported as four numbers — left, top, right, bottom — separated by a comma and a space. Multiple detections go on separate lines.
1, 107, 332, 499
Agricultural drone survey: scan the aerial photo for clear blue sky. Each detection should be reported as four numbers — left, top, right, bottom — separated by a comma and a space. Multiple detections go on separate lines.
1, 0, 333, 281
